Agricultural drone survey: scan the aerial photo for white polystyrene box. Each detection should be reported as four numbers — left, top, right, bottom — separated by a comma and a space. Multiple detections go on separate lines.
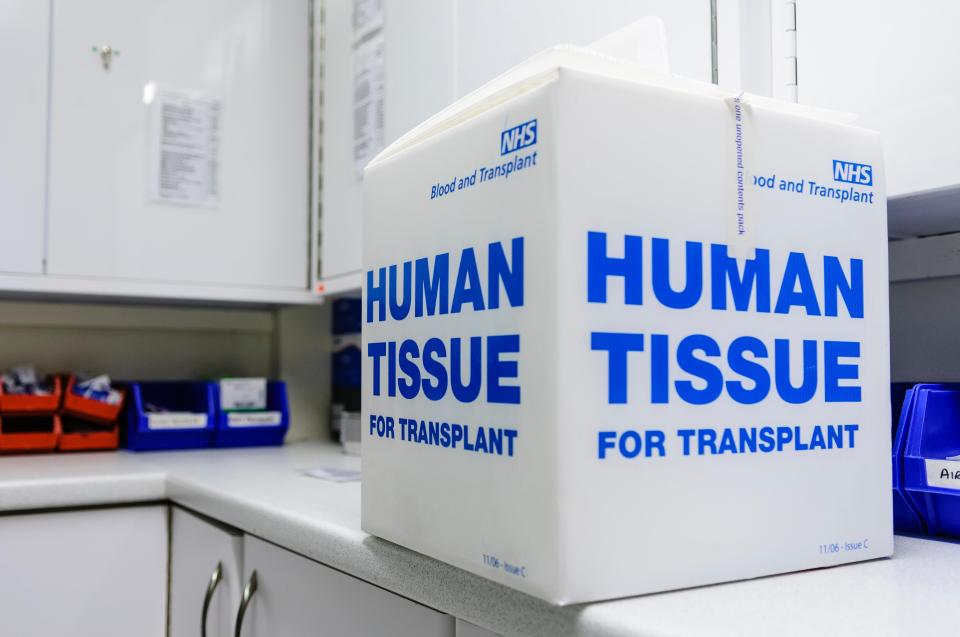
361, 42, 892, 604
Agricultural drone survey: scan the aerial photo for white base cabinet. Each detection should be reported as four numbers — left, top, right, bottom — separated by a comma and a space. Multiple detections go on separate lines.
170, 507, 244, 637
0, 505, 168, 637
238, 535, 454, 637
169, 506, 454, 637
0, 503, 455, 636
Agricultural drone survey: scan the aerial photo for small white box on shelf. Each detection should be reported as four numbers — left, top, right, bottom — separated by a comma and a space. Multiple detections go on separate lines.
361, 22, 892, 604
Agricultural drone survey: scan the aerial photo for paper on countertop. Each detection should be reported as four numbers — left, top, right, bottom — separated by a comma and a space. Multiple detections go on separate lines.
301, 466, 361, 483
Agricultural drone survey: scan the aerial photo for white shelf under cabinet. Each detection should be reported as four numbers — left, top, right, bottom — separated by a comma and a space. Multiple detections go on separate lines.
316, 270, 362, 297
0, 273, 321, 307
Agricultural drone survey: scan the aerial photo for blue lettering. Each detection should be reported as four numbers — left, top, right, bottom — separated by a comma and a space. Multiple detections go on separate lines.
652, 238, 703, 309
421, 337, 448, 401
451, 337, 482, 403
587, 231, 643, 305
388, 262, 412, 321
451, 247, 485, 313
726, 336, 770, 404
775, 252, 821, 316
824, 257, 864, 318
415, 253, 449, 317
367, 342, 386, 396
488, 237, 524, 310
774, 339, 818, 403
397, 340, 420, 400
710, 245, 771, 312
675, 334, 723, 405
824, 340, 861, 402
487, 334, 520, 404
591, 332, 645, 404
366, 267, 386, 323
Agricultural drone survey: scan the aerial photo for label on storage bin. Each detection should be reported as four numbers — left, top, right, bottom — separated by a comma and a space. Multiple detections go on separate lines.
227, 411, 282, 428
925, 459, 960, 490
146, 412, 208, 430
220, 378, 267, 411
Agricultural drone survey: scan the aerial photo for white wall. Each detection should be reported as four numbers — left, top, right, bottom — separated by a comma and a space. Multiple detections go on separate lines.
889, 277, 960, 382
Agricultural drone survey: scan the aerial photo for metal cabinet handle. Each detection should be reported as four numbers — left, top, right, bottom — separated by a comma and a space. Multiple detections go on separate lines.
234, 570, 258, 637
201, 562, 223, 637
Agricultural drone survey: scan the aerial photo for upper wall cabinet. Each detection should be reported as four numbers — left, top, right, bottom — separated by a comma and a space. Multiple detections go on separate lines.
46, 0, 311, 292
319, 0, 712, 286
788, 0, 960, 237
0, 0, 49, 274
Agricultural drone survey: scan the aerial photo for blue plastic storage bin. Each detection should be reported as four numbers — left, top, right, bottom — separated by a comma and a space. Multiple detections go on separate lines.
123, 381, 215, 451
891, 383, 926, 534
900, 384, 960, 538
212, 380, 289, 447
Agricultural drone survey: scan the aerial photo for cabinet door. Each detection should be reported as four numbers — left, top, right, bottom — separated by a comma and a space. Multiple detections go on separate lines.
238, 535, 454, 637
0, 0, 49, 274
0, 505, 167, 637
47, 0, 309, 290
170, 507, 244, 637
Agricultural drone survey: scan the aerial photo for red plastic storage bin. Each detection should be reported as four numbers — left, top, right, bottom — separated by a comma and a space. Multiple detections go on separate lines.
0, 414, 61, 453
58, 414, 118, 452
0, 375, 62, 414
62, 375, 125, 422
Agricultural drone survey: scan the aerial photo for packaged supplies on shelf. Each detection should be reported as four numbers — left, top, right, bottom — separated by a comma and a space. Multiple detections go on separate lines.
1, 364, 51, 395
335, 405, 361, 456
0, 366, 61, 414
361, 20, 892, 604
63, 373, 126, 424
71, 374, 123, 405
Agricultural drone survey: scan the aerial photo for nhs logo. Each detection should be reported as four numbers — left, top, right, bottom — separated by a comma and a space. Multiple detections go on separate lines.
500, 119, 537, 155
833, 160, 873, 186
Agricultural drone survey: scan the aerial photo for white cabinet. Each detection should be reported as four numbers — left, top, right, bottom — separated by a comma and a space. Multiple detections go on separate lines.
787, 0, 960, 236
319, 0, 713, 286
0, 0, 49, 274
237, 535, 454, 637
170, 507, 244, 637
46, 0, 310, 290
0, 505, 167, 637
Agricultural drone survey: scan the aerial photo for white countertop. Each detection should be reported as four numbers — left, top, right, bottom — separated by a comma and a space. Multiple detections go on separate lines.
0, 442, 955, 637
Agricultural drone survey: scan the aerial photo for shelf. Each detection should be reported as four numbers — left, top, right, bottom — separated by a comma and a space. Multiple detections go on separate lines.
889, 184, 960, 239
889, 232, 960, 283
0, 273, 322, 308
